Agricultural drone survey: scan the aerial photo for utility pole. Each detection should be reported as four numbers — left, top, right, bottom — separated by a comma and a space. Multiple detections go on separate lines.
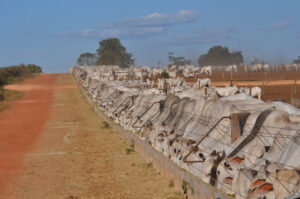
230, 66, 233, 86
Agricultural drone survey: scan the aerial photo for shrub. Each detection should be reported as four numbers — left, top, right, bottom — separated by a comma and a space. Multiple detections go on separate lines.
0, 64, 42, 87
125, 140, 135, 154
160, 71, 169, 79
102, 121, 110, 129
145, 162, 153, 168
0, 87, 4, 101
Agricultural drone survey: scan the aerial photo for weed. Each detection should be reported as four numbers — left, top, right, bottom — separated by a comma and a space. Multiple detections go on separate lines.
102, 121, 110, 129
166, 192, 184, 199
125, 139, 135, 154
145, 162, 153, 168
169, 179, 174, 188
181, 180, 194, 197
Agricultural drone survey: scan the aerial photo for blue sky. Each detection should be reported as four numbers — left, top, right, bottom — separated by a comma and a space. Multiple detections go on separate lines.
0, 0, 299, 72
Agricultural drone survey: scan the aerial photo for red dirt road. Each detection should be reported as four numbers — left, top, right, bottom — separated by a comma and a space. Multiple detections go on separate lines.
0, 74, 57, 195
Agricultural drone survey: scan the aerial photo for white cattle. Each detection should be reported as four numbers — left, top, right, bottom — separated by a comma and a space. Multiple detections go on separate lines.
239, 86, 262, 100
167, 78, 184, 87
169, 71, 177, 78
193, 78, 211, 90
73, 65, 300, 199
250, 64, 269, 72
225, 65, 237, 72
157, 78, 168, 92
150, 68, 163, 77
214, 86, 239, 97
201, 66, 212, 76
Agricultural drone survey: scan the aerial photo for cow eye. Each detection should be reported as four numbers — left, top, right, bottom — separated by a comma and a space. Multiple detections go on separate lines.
264, 146, 270, 152
224, 162, 233, 170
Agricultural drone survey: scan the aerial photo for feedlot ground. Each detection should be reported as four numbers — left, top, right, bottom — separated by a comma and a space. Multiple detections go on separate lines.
212, 80, 300, 103
2, 74, 181, 199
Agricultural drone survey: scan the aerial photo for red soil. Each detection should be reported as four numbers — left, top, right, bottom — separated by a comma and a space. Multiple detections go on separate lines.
0, 74, 57, 195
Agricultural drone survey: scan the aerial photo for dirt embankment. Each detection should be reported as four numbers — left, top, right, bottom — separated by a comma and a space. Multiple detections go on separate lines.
2, 74, 181, 199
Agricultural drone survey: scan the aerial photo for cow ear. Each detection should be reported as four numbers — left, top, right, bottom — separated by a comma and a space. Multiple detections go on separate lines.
221, 150, 226, 159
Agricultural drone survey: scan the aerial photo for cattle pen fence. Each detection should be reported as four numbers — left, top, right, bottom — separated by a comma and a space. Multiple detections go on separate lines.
79, 83, 300, 199
80, 85, 232, 199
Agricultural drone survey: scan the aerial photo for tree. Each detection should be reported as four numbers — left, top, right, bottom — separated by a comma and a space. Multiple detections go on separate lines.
77, 53, 97, 66
197, 46, 244, 66
168, 52, 191, 66
160, 71, 169, 79
293, 56, 300, 64
96, 38, 134, 68
250, 57, 266, 65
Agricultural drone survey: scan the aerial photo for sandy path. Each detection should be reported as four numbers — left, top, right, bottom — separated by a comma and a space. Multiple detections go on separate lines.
4, 74, 180, 199
0, 74, 58, 196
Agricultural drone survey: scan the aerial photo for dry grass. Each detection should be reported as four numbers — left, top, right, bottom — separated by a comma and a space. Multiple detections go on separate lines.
9, 74, 182, 199
0, 89, 23, 112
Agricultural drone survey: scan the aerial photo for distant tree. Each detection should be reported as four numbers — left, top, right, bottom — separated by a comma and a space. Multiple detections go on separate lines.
197, 46, 244, 66
168, 52, 191, 66
77, 53, 97, 66
25, 64, 42, 73
250, 57, 266, 65
96, 38, 134, 68
160, 71, 169, 79
293, 56, 300, 64
230, 51, 244, 65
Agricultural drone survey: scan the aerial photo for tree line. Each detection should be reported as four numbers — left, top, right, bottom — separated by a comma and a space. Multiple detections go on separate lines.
77, 37, 300, 68
77, 38, 245, 67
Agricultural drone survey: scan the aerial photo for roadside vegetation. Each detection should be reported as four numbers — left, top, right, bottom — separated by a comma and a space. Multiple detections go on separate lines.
0, 64, 42, 87
0, 89, 23, 111
0, 64, 42, 111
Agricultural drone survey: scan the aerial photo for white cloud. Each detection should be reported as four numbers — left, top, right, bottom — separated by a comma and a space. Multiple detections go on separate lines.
262, 21, 289, 31
56, 27, 165, 39
163, 27, 235, 46
196, 27, 235, 35
108, 10, 200, 28
99, 27, 165, 38
56, 10, 199, 40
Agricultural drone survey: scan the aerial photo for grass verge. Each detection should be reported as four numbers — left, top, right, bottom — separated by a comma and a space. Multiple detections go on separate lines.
0, 89, 24, 112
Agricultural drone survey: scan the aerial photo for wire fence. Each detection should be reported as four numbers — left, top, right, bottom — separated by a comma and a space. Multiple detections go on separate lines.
85, 85, 300, 198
